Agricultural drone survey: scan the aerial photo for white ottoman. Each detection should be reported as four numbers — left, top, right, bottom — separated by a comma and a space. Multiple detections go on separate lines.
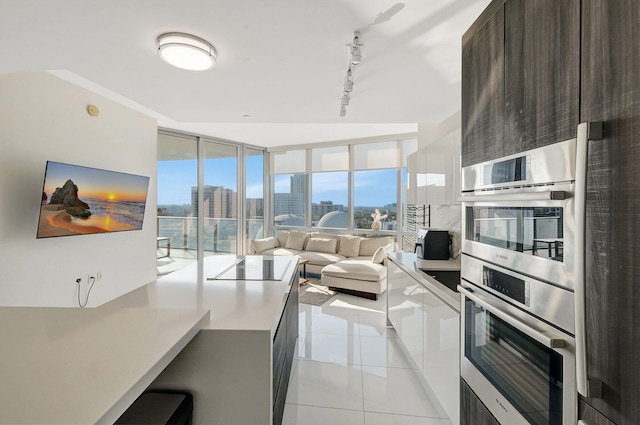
320, 258, 387, 300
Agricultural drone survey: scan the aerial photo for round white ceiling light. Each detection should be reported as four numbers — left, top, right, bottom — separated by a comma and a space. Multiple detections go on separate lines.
157, 32, 217, 71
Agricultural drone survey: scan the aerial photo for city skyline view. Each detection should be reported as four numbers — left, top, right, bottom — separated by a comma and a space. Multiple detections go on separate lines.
160, 159, 402, 208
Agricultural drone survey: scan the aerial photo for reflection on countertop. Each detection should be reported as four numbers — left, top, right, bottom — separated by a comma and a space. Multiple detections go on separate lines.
387, 251, 461, 311
104, 255, 298, 331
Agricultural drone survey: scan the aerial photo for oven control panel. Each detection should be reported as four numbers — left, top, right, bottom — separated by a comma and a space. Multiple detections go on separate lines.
482, 266, 530, 306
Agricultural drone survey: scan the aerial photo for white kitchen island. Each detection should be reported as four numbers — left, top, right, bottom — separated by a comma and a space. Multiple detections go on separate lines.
0, 255, 298, 425
104, 255, 300, 425
0, 306, 209, 425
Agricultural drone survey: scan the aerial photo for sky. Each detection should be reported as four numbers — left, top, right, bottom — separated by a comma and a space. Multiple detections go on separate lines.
158, 157, 402, 207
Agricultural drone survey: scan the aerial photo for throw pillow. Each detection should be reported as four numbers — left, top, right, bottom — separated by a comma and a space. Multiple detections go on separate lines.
251, 237, 278, 254
306, 238, 338, 254
359, 236, 394, 256
338, 235, 361, 257
372, 246, 387, 264
285, 231, 307, 250
276, 231, 289, 248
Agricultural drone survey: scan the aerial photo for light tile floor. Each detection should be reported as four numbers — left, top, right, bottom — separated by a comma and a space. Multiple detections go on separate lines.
282, 292, 452, 425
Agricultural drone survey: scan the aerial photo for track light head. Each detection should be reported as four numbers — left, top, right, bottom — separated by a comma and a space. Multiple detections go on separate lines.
338, 31, 363, 116
351, 45, 362, 65
344, 79, 354, 92
350, 31, 363, 65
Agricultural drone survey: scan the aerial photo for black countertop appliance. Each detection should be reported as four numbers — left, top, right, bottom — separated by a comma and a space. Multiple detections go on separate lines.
414, 228, 451, 260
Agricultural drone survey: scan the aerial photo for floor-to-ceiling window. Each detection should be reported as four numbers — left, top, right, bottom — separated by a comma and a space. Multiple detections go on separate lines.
270, 137, 418, 243
353, 141, 398, 230
203, 140, 238, 255
245, 147, 265, 245
272, 150, 306, 227
157, 130, 266, 274
311, 146, 349, 229
157, 132, 198, 274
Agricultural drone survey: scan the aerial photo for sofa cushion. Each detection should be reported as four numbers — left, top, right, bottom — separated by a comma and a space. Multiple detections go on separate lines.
299, 251, 346, 266
276, 231, 289, 248
338, 235, 361, 257
321, 259, 387, 282
310, 233, 342, 251
260, 247, 303, 256
285, 231, 307, 250
306, 237, 337, 254
251, 237, 278, 254
372, 246, 387, 264
359, 237, 395, 256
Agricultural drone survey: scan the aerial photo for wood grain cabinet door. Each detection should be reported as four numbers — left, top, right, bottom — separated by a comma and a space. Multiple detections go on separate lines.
460, 378, 500, 425
504, 0, 580, 155
462, 0, 580, 166
580, 1, 640, 424
461, 2, 505, 167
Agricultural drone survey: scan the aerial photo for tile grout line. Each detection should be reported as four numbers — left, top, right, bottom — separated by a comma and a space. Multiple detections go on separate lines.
358, 308, 367, 419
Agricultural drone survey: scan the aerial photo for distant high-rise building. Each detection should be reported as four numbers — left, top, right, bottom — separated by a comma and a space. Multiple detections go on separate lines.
290, 174, 305, 194
192, 185, 237, 219
246, 198, 263, 218
312, 200, 345, 217
274, 193, 304, 218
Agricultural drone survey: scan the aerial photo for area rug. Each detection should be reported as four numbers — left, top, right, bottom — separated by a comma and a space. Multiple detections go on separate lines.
299, 280, 336, 306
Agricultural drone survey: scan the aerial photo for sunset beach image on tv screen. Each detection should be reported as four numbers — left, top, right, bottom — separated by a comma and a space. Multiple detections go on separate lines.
37, 161, 150, 238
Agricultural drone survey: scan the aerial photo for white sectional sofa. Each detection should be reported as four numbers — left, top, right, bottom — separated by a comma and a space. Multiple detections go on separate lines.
249, 231, 395, 299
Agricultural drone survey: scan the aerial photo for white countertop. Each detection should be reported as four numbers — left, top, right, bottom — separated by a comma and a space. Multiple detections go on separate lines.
388, 252, 461, 311
0, 306, 209, 425
0, 255, 296, 424
106, 255, 298, 332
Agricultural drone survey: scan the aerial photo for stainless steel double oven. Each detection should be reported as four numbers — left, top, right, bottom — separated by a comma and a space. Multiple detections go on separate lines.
459, 139, 578, 425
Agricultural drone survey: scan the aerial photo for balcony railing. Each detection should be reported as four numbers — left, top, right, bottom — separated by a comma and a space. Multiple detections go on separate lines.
157, 216, 264, 254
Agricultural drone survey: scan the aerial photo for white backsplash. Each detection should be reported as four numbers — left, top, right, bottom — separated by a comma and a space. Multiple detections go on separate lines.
430, 205, 462, 259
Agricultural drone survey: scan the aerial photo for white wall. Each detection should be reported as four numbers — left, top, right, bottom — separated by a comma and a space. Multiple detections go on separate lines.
417, 111, 461, 149
416, 112, 462, 258
0, 72, 157, 307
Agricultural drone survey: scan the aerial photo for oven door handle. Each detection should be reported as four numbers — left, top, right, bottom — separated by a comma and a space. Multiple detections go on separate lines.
459, 285, 568, 349
459, 190, 570, 203
575, 122, 604, 398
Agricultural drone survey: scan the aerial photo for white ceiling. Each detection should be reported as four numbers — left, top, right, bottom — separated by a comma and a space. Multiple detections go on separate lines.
0, 0, 489, 148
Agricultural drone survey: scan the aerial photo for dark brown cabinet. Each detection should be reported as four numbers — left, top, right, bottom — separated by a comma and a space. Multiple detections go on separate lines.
461, 0, 580, 166
462, 0, 640, 424
580, 1, 640, 424
460, 378, 500, 425
461, 1, 505, 167
272, 270, 299, 425
579, 398, 617, 425
503, 0, 580, 156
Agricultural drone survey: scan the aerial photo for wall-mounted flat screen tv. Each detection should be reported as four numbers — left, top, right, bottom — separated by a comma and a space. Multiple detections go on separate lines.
37, 161, 150, 238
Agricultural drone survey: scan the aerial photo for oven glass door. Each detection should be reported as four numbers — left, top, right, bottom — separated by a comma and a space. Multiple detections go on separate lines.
464, 298, 564, 425
466, 206, 564, 262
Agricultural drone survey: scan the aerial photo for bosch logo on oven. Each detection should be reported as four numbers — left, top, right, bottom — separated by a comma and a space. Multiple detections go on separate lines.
496, 398, 508, 414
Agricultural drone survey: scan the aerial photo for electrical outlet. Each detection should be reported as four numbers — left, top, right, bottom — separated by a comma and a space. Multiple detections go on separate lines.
96, 272, 102, 280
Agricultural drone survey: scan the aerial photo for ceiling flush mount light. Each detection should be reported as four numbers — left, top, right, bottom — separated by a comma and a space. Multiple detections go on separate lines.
157, 32, 217, 71
339, 31, 364, 117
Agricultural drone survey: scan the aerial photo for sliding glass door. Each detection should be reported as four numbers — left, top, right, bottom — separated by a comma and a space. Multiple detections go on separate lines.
245, 147, 265, 245
203, 140, 238, 255
157, 132, 198, 274
157, 131, 266, 273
